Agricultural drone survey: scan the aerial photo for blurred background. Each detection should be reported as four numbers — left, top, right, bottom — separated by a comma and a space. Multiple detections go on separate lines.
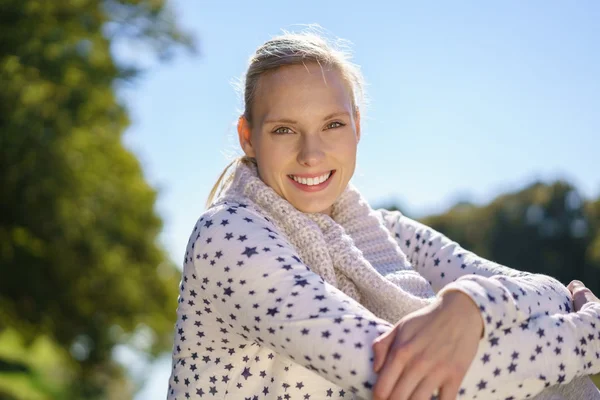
1, 0, 599, 399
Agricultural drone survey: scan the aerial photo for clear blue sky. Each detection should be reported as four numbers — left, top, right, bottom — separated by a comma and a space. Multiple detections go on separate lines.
112, 1, 600, 398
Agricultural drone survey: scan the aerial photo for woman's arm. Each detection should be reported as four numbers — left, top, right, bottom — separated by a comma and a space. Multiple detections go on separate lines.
371, 286, 600, 400
378, 208, 573, 334
185, 203, 393, 399
459, 301, 600, 399
376, 209, 600, 398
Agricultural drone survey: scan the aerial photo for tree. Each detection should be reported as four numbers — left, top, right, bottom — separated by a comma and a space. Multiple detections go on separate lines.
0, 1, 194, 398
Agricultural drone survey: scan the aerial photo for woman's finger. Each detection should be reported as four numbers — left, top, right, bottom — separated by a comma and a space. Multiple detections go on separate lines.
567, 279, 584, 293
372, 330, 396, 373
573, 287, 600, 311
407, 364, 447, 400
438, 374, 462, 400
567, 280, 600, 311
373, 342, 413, 400
387, 354, 434, 400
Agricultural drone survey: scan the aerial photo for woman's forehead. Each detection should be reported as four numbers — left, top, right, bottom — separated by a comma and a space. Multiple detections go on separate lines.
253, 64, 354, 119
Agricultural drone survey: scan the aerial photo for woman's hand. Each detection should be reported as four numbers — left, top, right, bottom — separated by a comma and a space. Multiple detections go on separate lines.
568, 280, 600, 311
372, 290, 483, 400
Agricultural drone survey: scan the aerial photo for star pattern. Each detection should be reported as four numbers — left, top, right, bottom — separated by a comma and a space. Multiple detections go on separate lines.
166, 202, 600, 400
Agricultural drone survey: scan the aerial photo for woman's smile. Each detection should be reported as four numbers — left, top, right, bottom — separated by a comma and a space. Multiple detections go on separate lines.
287, 170, 336, 192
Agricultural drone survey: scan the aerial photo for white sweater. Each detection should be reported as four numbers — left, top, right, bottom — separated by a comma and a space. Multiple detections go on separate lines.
167, 162, 600, 400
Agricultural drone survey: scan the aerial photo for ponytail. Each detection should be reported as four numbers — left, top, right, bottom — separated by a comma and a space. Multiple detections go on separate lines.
205, 156, 256, 208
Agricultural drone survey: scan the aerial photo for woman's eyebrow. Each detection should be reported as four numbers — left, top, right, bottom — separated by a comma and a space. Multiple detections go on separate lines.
322, 111, 350, 121
264, 111, 350, 125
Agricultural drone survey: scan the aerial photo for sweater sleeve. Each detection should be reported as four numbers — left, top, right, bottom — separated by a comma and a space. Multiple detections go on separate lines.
378, 209, 573, 337
188, 202, 394, 399
458, 301, 600, 398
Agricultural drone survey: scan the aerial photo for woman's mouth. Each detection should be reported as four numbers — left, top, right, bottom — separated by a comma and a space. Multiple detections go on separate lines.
287, 170, 336, 192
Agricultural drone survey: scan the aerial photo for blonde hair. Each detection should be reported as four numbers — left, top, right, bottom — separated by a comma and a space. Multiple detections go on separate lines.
206, 27, 366, 208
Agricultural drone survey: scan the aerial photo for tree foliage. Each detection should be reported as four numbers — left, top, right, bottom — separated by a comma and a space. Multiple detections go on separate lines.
0, 0, 194, 398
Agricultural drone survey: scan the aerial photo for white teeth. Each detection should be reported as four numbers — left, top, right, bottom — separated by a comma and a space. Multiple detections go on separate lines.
290, 171, 332, 186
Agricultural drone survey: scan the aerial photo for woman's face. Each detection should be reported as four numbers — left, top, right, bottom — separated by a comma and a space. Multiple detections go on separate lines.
238, 63, 360, 215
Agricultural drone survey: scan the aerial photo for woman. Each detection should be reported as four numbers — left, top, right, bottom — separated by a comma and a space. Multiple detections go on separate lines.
167, 29, 600, 400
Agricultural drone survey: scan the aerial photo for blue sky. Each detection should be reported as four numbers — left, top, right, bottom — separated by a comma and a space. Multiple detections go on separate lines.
112, 1, 600, 398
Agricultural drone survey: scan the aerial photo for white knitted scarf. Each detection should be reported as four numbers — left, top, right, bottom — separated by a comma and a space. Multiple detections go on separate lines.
215, 161, 436, 324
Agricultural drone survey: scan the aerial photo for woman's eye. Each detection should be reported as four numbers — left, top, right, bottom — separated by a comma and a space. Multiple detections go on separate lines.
326, 121, 345, 129
273, 127, 292, 134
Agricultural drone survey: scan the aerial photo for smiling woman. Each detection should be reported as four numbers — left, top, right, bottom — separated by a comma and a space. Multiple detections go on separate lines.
237, 63, 359, 216
168, 28, 600, 400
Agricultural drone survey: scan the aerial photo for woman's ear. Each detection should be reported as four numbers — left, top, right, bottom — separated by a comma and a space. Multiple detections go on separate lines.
237, 116, 256, 157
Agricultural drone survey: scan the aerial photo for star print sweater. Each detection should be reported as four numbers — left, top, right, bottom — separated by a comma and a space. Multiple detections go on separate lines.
167, 163, 600, 400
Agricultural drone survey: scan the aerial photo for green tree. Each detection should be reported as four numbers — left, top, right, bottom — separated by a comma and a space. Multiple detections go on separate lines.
0, 1, 194, 398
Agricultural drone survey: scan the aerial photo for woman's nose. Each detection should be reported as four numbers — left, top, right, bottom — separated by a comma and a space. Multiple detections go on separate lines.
297, 135, 326, 167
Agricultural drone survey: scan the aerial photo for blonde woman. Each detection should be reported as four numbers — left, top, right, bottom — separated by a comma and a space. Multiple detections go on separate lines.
167, 29, 600, 400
